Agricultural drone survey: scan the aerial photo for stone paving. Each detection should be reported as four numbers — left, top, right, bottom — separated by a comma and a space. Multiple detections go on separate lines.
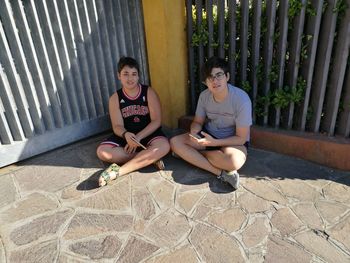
0, 134, 350, 263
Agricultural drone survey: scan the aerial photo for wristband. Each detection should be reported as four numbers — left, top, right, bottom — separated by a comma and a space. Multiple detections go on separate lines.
122, 131, 128, 139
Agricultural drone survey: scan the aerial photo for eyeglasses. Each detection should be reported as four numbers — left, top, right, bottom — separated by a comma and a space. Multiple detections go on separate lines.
206, 72, 226, 82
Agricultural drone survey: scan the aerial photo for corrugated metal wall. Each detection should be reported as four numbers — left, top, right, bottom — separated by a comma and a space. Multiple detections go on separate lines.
0, 0, 149, 167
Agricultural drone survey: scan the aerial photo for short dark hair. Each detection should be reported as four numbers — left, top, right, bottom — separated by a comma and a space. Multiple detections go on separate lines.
117, 56, 140, 73
201, 56, 229, 81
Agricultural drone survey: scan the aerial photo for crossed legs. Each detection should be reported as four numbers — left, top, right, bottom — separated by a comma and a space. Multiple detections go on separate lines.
170, 133, 247, 176
97, 137, 170, 184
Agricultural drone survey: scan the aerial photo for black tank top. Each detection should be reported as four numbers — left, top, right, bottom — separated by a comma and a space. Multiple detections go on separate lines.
117, 84, 151, 134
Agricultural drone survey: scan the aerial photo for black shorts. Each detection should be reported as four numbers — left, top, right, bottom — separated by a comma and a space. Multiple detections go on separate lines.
196, 128, 249, 151
100, 128, 167, 149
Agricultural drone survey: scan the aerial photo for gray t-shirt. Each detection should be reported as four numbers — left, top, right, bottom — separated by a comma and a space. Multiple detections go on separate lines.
195, 84, 252, 139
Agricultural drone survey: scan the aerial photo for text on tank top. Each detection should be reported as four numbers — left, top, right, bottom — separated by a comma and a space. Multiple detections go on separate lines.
117, 84, 150, 133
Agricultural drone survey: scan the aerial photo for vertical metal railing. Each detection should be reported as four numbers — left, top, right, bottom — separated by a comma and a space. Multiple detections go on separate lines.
186, 0, 350, 138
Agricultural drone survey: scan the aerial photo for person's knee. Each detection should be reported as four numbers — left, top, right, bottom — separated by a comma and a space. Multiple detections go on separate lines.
96, 147, 103, 159
96, 147, 112, 162
160, 140, 171, 156
149, 139, 170, 158
227, 155, 246, 171
170, 134, 184, 151
169, 136, 177, 150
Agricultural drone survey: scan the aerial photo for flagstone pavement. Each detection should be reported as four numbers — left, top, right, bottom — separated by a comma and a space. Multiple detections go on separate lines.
0, 133, 349, 263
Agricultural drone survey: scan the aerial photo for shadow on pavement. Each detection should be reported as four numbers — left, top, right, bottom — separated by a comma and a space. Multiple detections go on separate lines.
14, 135, 104, 169
9, 135, 350, 188
163, 155, 235, 194
240, 148, 350, 186
163, 148, 350, 189
76, 170, 102, 190
76, 159, 170, 191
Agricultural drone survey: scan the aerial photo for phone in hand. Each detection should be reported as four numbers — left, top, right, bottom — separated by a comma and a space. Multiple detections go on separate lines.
189, 133, 201, 140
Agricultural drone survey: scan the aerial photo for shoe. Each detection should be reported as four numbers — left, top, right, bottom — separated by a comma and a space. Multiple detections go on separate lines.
218, 170, 240, 190
99, 163, 120, 187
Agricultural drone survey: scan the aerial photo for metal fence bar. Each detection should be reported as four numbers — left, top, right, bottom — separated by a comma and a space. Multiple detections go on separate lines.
84, 1, 110, 114
20, 1, 65, 131
85, 0, 110, 113
309, 0, 338, 133
120, 0, 135, 56
35, 0, 74, 126
46, 0, 81, 123
0, 65, 25, 141
94, 0, 117, 95
0, 21, 34, 138
1, 1, 46, 133
217, 0, 225, 58
67, 0, 97, 119
338, 67, 350, 137
186, 0, 196, 113
262, 0, 277, 125
57, 0, 89, 121
273, 0, 289, 127
240, 0, 249, 83
11, 0, 56, 130
284, 0, 306, 129
196, 0, 204, 86
103, 0, 121, 88
11, 1, 55, 130
128, 0, 142, 79
76, 0, 104, 117
0, 96, 12, 144
112, 0, 127, 57
133, 0, 149, 84
251, 0, 261, 123
295, 0, 324, 131
322, 6, 350, 135
228, 0, 236, 85
206, 0, 214, 58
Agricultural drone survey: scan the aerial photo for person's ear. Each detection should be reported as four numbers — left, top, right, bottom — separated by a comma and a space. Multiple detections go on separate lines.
226, 72, 230, 82
117, 73, 121, 80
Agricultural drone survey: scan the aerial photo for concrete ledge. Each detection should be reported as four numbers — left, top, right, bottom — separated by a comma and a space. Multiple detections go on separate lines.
178, 116, 350, 171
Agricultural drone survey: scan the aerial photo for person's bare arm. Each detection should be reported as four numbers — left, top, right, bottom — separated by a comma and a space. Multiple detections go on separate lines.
198, 126, 249, 147
135, 87, 162, 140
109, 93, 126, 137
190, 115, 205, 135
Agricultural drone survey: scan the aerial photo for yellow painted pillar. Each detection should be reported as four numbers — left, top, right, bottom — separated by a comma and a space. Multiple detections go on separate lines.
142, 0, 188, 128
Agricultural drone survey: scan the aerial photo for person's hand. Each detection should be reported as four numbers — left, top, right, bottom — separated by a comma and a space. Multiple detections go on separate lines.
190, 128, 201, 136
123, 132, 138, 154
189, 133, 201, 140
196, 131, 216, 146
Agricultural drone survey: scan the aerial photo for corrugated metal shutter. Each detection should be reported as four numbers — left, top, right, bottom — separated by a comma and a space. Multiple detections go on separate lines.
0, 0, 149, 167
